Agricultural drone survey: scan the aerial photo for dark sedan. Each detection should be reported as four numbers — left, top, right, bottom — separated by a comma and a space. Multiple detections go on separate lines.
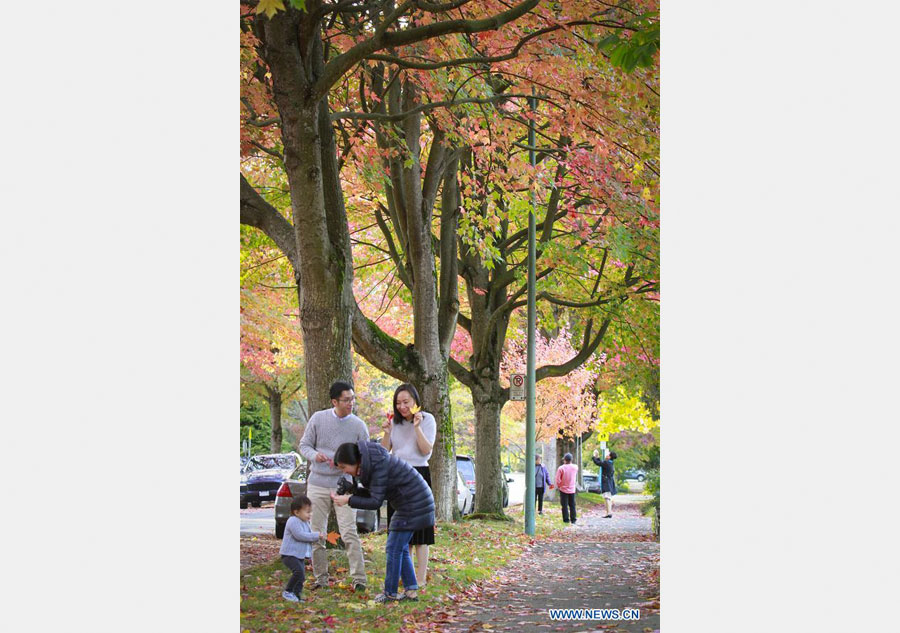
622, 468, 647, 482
241, 452, 302, 508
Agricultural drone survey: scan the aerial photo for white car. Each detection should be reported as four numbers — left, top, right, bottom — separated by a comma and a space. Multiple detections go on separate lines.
457, 470, 474, 515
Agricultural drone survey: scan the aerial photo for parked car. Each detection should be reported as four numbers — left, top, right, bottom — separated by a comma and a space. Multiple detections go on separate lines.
456, 455, 511, 508
241, 452, 302, 508
457, 470, 474, 516
273, 465, 381, 539
622, 468, 647, 482
581, 472, 602, 494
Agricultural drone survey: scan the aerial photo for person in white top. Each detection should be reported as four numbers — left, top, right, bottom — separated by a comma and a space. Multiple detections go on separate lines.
380, 383, 436, 586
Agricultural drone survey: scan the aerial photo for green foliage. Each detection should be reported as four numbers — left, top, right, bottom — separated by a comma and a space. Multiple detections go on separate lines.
596, 13, 660, 72
595, 386, 658, 441
642, 468, 660, 538
240, 398, 274, 455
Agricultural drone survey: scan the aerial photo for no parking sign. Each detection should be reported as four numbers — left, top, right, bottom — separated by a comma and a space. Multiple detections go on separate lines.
510, 373, 525, 401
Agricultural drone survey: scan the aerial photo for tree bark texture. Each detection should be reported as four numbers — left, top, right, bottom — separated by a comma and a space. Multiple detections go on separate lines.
472, 391, 505, 513
267, 388, 283, 453
256, 12, 355, 414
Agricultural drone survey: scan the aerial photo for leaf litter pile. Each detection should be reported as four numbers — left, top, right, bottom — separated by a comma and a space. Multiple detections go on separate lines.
240, 494, 659, 633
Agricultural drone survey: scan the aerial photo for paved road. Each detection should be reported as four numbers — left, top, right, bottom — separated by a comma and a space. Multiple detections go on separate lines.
240, 505, 275, 536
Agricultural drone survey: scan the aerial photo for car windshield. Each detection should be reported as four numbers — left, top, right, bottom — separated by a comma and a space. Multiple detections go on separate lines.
456, 458, 475, 481
246, 455, 297, 472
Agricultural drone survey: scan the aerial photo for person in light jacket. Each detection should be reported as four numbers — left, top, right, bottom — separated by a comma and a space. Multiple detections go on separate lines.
332, 440, 435, 603
534, 454, 553, 515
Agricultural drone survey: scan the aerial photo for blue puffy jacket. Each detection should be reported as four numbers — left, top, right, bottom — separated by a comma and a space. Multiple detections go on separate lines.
349, 440, 435, 532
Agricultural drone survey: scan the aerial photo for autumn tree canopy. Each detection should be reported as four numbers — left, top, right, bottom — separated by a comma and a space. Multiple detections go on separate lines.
240, 0, 659, 518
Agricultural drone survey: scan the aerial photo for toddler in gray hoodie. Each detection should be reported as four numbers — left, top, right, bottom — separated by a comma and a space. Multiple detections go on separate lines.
278, 495, 324, 602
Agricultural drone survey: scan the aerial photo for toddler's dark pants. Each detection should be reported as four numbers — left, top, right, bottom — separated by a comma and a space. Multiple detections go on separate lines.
282, 555, 306, 597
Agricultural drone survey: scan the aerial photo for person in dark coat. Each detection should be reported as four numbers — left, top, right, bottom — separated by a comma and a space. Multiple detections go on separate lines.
332, 440, 435, 603
592, 449, 618, 518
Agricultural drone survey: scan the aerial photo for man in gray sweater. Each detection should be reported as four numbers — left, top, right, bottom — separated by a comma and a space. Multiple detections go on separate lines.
299, 381, 370, 591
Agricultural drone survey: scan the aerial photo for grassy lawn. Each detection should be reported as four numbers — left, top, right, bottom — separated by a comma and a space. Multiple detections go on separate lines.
240, 509, 569, 633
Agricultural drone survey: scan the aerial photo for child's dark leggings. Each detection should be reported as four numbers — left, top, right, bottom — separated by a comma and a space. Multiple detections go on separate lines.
559, 491, 577, 523
282, 555, 306, 596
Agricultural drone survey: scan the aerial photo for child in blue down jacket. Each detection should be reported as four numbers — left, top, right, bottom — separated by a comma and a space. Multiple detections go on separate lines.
278, 495, 325, 602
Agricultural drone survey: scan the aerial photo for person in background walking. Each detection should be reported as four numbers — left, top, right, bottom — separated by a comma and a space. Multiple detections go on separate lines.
380, 383, 436, 587
592, 449, 618, 518
534, 454, 553, 515
298, 381, 369, 592
555, 452, 579, 525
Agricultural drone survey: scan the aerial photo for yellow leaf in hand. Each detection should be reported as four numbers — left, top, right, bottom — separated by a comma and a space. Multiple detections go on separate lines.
326, 531, 341, 545
411, 404, 421, 414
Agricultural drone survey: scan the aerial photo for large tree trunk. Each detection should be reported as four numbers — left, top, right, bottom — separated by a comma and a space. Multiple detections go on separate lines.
257, 13, 355, 414
267, 388, 283, 453
472, 387, 505, 513
422, 366, 458, 521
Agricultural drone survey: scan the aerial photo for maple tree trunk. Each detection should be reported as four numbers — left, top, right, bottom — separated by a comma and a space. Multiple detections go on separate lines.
556, 434, 576, 468
268, 389, 283, 453
421, 367, 458, 522
472, 385, 505, 514
258, 14, 356, 415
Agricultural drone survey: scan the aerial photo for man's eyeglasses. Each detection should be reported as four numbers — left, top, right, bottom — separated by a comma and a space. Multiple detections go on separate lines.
337, 396, 356, 403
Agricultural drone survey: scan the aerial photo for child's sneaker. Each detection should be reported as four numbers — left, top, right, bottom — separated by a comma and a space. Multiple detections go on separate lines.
374, 592, 400, 603
282, 591, 300, 602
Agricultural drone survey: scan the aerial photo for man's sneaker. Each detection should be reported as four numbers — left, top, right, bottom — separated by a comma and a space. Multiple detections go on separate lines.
282, 591, 300, 602
353, 583, 367, 593
374, 592, 400, 603
310, 580, 329, 591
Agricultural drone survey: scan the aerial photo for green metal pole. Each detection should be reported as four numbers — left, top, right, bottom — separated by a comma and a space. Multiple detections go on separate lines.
525, 91, 537, 536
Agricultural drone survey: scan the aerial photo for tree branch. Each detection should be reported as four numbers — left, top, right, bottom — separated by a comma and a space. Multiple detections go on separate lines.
311, 0, 541, 103
331, 94, 547, 121
535, 317, 612, 382
351, 303, 421, 382
240, 175, 299, 272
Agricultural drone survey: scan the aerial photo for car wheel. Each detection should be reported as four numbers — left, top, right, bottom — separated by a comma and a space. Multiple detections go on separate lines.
637, 475, 646, 482
251, 499, 262, 508
240, 497, 248, 509
275, 521, 285, 539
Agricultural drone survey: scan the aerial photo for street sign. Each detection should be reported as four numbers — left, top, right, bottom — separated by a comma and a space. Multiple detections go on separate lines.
510, 373, 525, 401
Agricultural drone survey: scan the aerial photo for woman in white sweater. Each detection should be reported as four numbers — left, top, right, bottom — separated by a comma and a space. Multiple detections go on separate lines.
380, 383, 436, 587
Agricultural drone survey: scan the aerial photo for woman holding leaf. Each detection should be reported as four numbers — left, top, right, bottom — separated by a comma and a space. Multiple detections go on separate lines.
380, 383, 436, 587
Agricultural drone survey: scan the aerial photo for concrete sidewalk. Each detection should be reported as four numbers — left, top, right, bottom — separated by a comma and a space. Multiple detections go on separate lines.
445, 495, 659, 633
